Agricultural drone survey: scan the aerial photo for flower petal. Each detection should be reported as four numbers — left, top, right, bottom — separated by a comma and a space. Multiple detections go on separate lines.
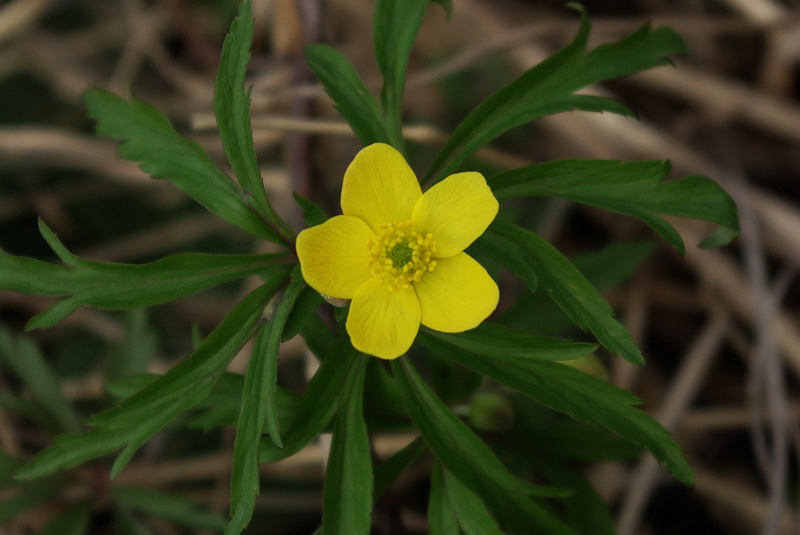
412, 172, 499, 257
416, 253, 499, 332
296, 215, 374, 299
347, 278, 420, 359
341, 143, 422, 232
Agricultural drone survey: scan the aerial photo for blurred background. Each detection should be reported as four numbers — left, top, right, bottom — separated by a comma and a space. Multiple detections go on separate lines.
0, 0, 799, 533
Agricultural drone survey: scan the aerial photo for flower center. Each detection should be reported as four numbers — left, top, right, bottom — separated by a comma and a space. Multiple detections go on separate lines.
368, 221, 437, 292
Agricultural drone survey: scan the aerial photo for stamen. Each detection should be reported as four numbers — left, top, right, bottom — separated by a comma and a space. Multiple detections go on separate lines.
368, 221, 437, 292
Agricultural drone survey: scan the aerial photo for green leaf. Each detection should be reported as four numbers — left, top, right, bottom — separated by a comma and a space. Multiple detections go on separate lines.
320, 353, 371, 535
112, 487, 228, 532
490, 160, 739, 254
373, 0, 430, 149
293, 192, 330, 227
444, 468, 506, 535
422, 323, 596, 361
215, 0, 291, 241
304, 44, 389, 146
259, 333, 357, 464
391, 358, 575, 535
471, 228, 537, 292
437, 344, 694, 486
188, 372, 301, 432
428, 463, 460, 535
0, 328, 80, 432
82, 87, 282, 242
228, 275, 304, 534
489, 220, 644, 364
0, 221, 290, 330
282, 284, 324, 342
425, 6, 687, 183
500, 241, 655, 336
16, 275, 287, 481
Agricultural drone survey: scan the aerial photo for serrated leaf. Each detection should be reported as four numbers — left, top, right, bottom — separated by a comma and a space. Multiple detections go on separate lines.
422, 323, 596, 361
320, 353, 371, 535
82, 87, 282, 242
304, 44, 389, 146
0, 221, 290, 330
215, 0, 291, 241
391, 358, 575, 535
489, 220, 644, 364
228, 275, 304, 534
490, 160, 739, 254
425, 7, 687, 183
112, 487, 228, 532
436, 343, 694, 486
0, 328, 80, 432
16, 276, 287, 481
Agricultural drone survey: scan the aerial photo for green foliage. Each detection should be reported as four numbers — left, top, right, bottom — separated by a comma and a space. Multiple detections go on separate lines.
304, 44, 390, 147
424, 5, 687, 183
429, 337, 694, 485
490, 159, 739, 253
0, 328, 80, 432
439, 464, 507, 535
374, 0, 432, 149
260, 335, 359, 464
215, 0, 291, 242
487, 220, 646, 364
321, 354, 371, 535
0, 1, 740, 533
423, 323, 596, 360
392, 358, 575, 535
16, 276, 287, 481
82, 87, 285, 243
0, 220, 290, 330
227, 274, 304, 534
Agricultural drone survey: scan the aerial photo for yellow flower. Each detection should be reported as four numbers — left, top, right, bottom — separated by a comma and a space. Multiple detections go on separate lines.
296, 143, 499, 359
